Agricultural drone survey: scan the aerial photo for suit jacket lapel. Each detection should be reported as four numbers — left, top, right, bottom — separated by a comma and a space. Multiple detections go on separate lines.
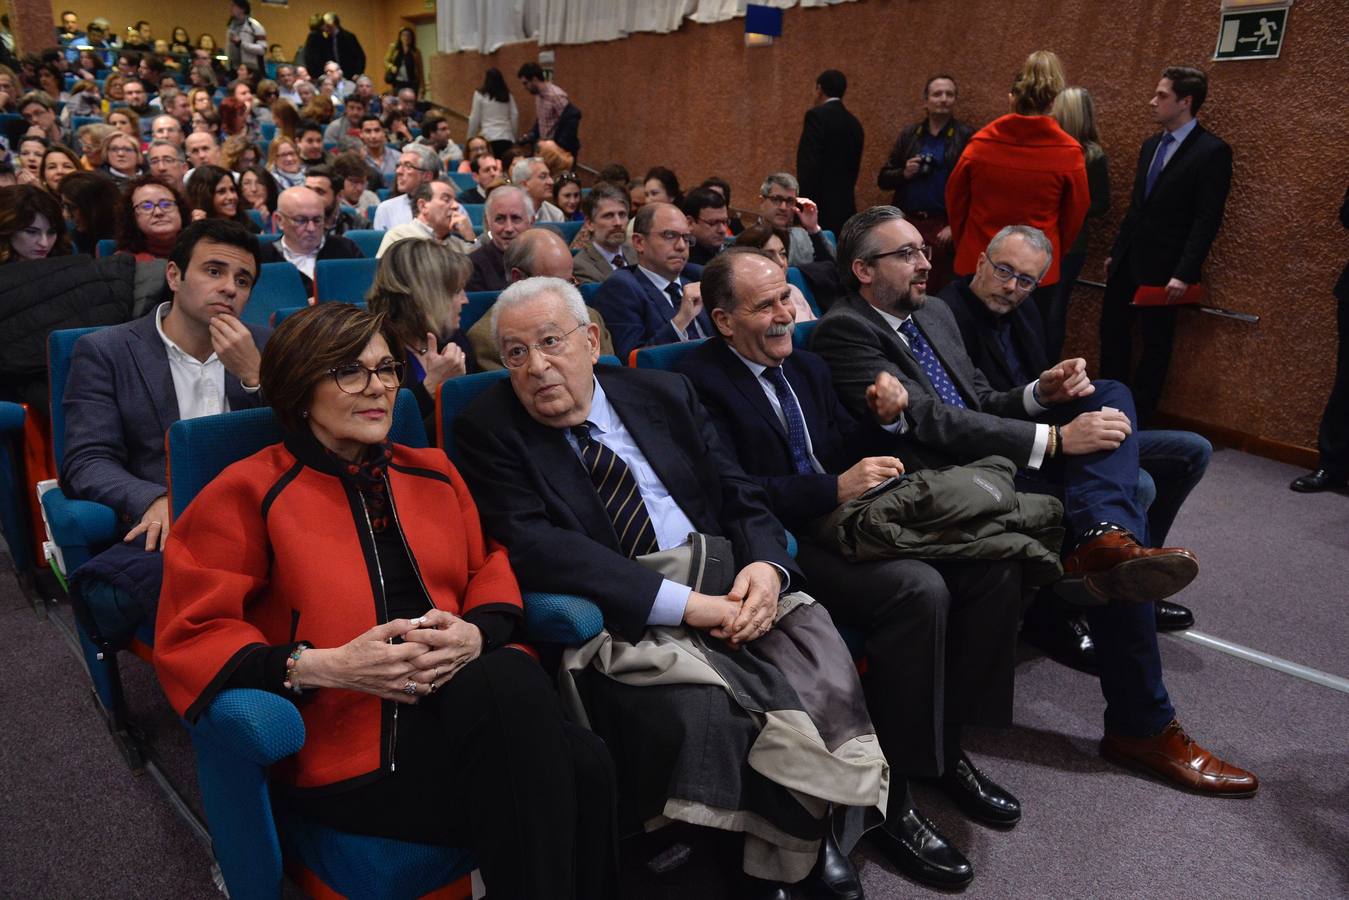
126, 312, 180, 437
511, 398, 619, 547
711, 339, 788, 442
1143, 125, 1203, 206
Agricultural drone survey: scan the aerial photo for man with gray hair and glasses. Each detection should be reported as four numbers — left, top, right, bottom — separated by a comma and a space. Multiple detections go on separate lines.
512, 156, 566, 223
758, 172, 836, 268
812, 206, 1258, 801
371, 143, 440, 231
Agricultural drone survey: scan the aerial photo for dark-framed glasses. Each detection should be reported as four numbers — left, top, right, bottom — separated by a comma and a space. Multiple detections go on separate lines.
500, 322, 586, 368
135, 198, 177, 213
329, 361, 404, 394
649, 229, 694, 246
870, 244, 931, 265
987, 260, 1040, 292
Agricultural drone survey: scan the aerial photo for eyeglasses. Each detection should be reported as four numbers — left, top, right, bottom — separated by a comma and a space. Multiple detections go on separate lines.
499, 322, 586, 368
869, 244, 932, 265
394, 161, 425, 171
108, 145, 139, 155
986, 259, 1040, 292
283, 214, 325, 229
762, 194, 798, 207
135, 199, 177, 213
644, 229, 694, 246
329, 361, 404, 394
698, 216, 730, 229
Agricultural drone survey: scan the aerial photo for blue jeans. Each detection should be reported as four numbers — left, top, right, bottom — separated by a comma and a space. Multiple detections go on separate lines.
1134, 430, 1213, 547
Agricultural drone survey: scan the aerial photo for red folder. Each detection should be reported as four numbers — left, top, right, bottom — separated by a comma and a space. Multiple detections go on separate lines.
1130, 284, 1206, 307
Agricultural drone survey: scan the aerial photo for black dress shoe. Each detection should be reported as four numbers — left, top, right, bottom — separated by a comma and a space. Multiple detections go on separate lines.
1290, 468, 1347, 493
808, 826, 863, 899
746, 880, 793, 900
937, 752, 1021, 827
1154, 599, 1195, 631
867, 804, 973, 889
1025, 611, 1098, 674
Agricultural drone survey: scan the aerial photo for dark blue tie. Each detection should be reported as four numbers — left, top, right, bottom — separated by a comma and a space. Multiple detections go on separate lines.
665, 282, 704, 339
996, 319, 1031, 386
762, 367, 814, 475
1144, 132, 1175, 199
570, 422, 660, 558
898, 318, 967, 408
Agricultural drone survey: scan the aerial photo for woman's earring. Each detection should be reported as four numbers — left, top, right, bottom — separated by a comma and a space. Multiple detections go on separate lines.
301, 410, 309, 419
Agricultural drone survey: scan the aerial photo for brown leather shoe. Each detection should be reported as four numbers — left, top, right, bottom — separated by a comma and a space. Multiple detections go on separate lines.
1062, 531, 1198, 603
1100, 720, 1258, 797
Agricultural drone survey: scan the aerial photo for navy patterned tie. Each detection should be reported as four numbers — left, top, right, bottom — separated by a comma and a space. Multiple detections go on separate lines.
1144, 132, 1175, 199
665, 282, 704, 339
762, 367, 814, 475
898, 318, 967, 408
570, 422, 660, 558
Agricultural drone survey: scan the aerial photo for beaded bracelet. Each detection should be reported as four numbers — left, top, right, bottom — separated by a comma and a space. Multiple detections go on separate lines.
283, 641, 314, 696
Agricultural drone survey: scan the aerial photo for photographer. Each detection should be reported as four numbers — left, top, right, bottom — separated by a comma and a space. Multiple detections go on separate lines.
877, 74, 973, 293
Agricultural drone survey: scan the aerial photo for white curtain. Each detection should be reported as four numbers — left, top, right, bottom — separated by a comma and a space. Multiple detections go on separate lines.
438, 0, 855, 51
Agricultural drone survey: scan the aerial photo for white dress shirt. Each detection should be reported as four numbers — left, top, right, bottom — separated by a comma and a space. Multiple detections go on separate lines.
637, 266, 697, 341
278, 234, 325, 281
372, 194, 414, 231
154, 303, 254, 419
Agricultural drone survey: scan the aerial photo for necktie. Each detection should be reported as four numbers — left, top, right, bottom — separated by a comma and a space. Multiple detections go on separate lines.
570, 422, 660, 558
996, 319, 1030, 385
1144, 131, 1175, 199
612, 254, 625, 270
898, 318, 967, 408
762, 367, 814, 475
666, 282, 703, 339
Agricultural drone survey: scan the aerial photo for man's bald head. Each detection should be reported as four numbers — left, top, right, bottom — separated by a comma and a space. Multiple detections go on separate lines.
506, 228, 575, 282
276, 186, 326, 254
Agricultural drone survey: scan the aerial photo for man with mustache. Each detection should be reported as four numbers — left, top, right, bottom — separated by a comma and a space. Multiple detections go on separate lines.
572, 181, 636, 285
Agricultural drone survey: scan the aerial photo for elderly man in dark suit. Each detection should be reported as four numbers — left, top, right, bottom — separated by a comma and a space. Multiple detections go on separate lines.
63, 219, 269, 550
796, 69, 865, 238
941, 224, 1213, 645
677, 247, 1026, 890
811, 205, 1258, 798
591, 202, 710, 360
455, 277, 887, 899
1101, 66, 1233, 425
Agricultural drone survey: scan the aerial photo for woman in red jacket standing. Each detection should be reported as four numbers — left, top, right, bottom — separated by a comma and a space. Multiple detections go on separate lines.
155, 303, 617, 900
946, 51, 1090, 295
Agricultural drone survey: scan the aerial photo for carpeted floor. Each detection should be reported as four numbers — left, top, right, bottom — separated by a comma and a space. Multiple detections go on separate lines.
1, 446, 1346, 898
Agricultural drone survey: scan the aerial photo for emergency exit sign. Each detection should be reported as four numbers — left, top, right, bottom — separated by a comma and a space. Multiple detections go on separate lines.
1214, 6, 1288, 60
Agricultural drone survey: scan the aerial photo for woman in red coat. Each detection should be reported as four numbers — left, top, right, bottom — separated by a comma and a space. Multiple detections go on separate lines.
155, 303, 617, 899
946, 50, 1090, 290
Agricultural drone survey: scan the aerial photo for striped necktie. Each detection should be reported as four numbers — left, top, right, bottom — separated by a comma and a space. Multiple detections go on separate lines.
571, 422, 660, 558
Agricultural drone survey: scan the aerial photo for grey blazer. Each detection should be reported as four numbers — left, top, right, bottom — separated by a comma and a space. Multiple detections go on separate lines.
573, 242, 636, 286
60, 311, 269, 526
811, 292, 1036, 470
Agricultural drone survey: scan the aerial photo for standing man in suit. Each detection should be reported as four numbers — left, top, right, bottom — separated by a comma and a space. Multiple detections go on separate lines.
62, 220, 269, 552
573, 181, 636, 285
796, 70, 865, 238
1102, 66, 1233, 425
813, 206, 1258, 797
679, 248, 1026, 890
591, 202, 710, 360
258, 187, 363, 296
456, 277, 885, 898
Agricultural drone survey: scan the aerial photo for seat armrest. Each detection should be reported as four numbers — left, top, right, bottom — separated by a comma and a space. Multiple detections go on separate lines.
39, 488, 118, 563
521, 592, 604, 644
191, 687, 305, 765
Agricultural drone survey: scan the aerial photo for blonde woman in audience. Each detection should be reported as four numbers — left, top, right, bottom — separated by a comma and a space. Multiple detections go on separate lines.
220, 136, 263, 173
105, 108, 141, 142
101, 131, 144, 179
188, 87, 215, 116
103, 72, 127, 106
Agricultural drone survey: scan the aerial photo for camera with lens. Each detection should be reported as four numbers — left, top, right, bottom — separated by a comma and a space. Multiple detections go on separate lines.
917, 154, 937, 176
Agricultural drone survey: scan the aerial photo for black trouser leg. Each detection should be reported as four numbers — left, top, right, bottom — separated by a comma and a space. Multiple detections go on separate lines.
1099, 272, 1138, 385
1317, 296, 1349, 474
1132, 306, 1180, 427
563, 721, 622, 900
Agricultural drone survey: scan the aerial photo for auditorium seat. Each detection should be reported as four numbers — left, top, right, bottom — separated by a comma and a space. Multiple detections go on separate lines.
461, 203, 484, 232
448, 172, 476, 192
259, 122, 276, 141
0, 402, 32, 578
461, 291, 500, 334
786, 267, 822, 317
343, 229, 386, 258
314, 258, 378, 303
244, 262, 308, 328
578, 282, 602, 305
792, 318, 819, 349
629, 338, 708, 370
95, 239, 117, 258
246, 209, 268, 232
539, 221, 583, 244
376, 188, 391, 201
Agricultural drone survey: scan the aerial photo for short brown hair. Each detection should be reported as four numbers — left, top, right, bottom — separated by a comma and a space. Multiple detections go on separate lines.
260, 303, 404, 434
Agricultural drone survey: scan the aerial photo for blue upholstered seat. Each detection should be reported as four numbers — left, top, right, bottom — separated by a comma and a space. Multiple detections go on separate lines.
244, 262, 308, 328
314, 258, 378, 304
343, 229, 386, 258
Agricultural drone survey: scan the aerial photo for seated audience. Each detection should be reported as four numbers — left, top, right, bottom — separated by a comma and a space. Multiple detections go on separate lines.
239, 164, 281, 218
220, 136, 263, 174
376, 181, 475, 257
457, 152, 500, 205
536, 140, 574, 179
455, 134, 491, 174
573, 181, 635, 285
267, 136, 306, 188
552, 172, 583, 222
57, 171, 121, 254
699, 176, 743, 235
642, 165, 682, 204
117, 175, 186, 261
15, 135, 48, 183
455, 277, 886, 896
592, 202, 710, 359
733, 222, 817, 322
811, 205, 1258, 797
466, 184, 531, 292
218, 97, 252, 144
679, 247, 1027, 889
322, 92, 365, 145
465, 227, 617, 371
21, 91, 67, 145
303, 164, 360, 236
758, 172, 836, 268
105, 108, 142, 142
155, 302, 619, 900
332, 153, 381, 223
184, 131, 221, 170
626, 180, 647, 218
41, 144, 84, 192
296, 119, 331, 169
100, 131, 144, 180
74, 125, 114, 171
150, 114, 185, 148
413, 110, 464, 167
258, 186, 363, 294
513, 156, 564, 223
146, 140, 188, 187
371, 144, 438, 231
680, 186, 731, 266
186, 165, 259, 232
0, 183, 70, 262
359, 115, 400, 188
191, 107, 222, 136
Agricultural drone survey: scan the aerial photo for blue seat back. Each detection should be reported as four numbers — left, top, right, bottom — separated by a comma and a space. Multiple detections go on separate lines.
578, 282, 602, 306
448, 172, 475, 192
96, 238, 118, 258
259, 232, 282, 244
243, 262, 308, 329
631, 338, 708, 370
792, 318, 820, 350
461, 291, 500, 334
72, 114, 103, 132
48, 326, 105, 467
376, 187, 391, 201
259, 122, 276, 141
0, 402, 32, 571
540, 220, 583, 244
786, 267, 821, 317
246, 208, 268, 232
344, 229, 386, 258
461, 203, 484, 231
315, 258, 378, 303
168, 389, 426, 519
